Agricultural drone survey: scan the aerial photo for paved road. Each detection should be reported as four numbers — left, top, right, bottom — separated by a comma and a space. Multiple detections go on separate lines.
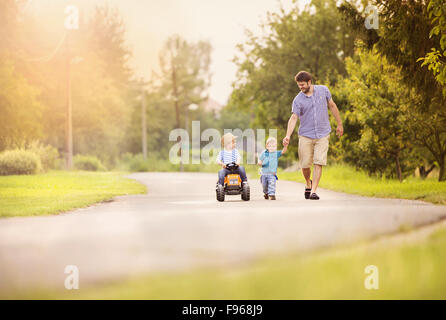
1, 172, 445, 291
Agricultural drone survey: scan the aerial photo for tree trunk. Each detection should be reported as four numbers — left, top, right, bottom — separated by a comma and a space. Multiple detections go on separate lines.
419, 164, 435, 179
395, 152, 402, 182
439, 158, 446, 182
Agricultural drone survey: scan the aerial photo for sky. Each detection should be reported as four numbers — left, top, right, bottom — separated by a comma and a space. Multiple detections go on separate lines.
25, 0, 311, 104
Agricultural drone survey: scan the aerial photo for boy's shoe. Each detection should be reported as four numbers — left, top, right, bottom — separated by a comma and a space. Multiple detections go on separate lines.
309, 193, 320, 200
305, 179, 312, 199
269, 195, 276, 200
264, 193, 269, 199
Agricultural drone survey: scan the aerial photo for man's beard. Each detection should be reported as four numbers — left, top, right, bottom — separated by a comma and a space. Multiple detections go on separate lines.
301, 87, 310, 93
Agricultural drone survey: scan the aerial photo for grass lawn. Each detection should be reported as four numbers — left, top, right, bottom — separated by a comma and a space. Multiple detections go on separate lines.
0, 171, 146, 218
10, 224, 446, 300
278, 164, 446, 205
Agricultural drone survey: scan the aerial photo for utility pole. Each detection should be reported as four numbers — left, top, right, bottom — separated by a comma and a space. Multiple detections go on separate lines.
65, 34, 73, 170
171, 57, 183, 172
141, 84, 147, 160
63, 5, 80, 170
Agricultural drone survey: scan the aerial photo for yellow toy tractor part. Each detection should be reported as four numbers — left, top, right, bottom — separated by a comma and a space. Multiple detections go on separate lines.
216, 162, 250, 202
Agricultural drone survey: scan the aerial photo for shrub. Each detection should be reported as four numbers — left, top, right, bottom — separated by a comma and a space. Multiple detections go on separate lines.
74, 155, 107, 171
117, 153, 177, 172
0, 149, 42, 175
26, 141, 62, 171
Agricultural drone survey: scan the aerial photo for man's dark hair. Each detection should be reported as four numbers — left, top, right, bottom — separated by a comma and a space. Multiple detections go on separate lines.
294, 71, 312, 83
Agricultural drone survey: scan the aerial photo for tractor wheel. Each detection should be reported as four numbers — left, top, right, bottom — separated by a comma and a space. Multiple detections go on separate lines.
216, 184, 225, 202
241, 183, 250, 201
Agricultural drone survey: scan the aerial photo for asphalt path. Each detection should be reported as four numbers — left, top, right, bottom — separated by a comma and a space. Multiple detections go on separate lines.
1, 172, 445, 291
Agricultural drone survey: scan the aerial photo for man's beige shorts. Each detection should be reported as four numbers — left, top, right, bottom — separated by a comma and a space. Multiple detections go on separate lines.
298, 135, 329, 168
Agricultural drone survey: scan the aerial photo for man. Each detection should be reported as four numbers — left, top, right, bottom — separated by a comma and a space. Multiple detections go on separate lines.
283, 71, 343, 200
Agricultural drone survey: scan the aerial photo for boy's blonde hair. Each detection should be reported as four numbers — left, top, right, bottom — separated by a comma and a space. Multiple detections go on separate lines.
221, 133, 237, 148
266, 137, 277, 146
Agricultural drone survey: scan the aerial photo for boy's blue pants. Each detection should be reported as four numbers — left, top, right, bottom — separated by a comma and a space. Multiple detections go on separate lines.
261, 173, 277, 195
218, 166, 247, 185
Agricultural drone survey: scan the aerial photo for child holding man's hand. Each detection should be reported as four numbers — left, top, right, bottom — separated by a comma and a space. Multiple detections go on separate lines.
258, 137, 287, 200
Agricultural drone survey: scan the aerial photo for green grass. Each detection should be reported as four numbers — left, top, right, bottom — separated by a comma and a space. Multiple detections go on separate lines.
278, 164, 446, 205
0, 171, 146, 218
8, 225, 446, 300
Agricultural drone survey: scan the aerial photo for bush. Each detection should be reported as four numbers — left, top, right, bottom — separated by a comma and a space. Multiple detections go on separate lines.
117, 153, 177, 172
26, 141, 62, 171
74, 155, 107, 171
0, 149, 42, 175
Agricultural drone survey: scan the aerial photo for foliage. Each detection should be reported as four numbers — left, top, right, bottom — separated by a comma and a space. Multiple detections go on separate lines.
0, 2, 138, 166
338, 0, 446, 181
123, 35, 216, 160
157, 35, 212, 130
0, 149, 42, 175
339, 0, 442, 104
335, 48, 420, 180
74, 155, 107, 172
418, 0, 446, 97
230, 0, 357, 158
25, 141, 62, 171
0, 58, 44, 150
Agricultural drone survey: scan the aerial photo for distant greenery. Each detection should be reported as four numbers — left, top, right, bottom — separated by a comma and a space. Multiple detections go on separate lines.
229, 0, 446, 181
10, 224, 446, 299
115, 152, 259, 175
279, 164, 446, 205
74, 155, 107, 172
339, 0, 446, 181
418, 0, 446, 97
0, 149, 42, 175
0, 171, 146, 218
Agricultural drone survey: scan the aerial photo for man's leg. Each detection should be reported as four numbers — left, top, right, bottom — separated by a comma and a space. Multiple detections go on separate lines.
302, 167, 312, 188
311, 135, 329, 194
298, 136, 314, 189
311, 164, 322, 194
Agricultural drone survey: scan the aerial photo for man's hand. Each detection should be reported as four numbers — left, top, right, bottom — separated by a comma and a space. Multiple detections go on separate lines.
283, 135, 290, 146
336, 125, 344, 138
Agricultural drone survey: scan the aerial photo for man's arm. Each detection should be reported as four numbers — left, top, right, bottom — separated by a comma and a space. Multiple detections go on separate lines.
283, 113, 298, 146
328, 99, 343, 137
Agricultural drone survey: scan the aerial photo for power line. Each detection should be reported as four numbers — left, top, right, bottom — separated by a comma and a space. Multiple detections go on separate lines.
24, 31, 67, 63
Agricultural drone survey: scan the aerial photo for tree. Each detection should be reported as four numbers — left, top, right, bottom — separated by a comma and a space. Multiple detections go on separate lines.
123, 35, 214, 161
157, 35, 212, 131
418, 0, 446, 97
0, 58, 44, 150
230, 0, 357, 157
336, 48, 420, 180
339, 0, 446, 181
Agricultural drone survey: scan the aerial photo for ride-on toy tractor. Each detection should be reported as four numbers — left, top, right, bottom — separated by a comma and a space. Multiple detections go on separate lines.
216, 162, 250, 202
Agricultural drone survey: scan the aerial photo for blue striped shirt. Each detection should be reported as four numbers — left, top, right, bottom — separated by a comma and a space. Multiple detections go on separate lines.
216, 149, 240, 165
291, 85, 332, 139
